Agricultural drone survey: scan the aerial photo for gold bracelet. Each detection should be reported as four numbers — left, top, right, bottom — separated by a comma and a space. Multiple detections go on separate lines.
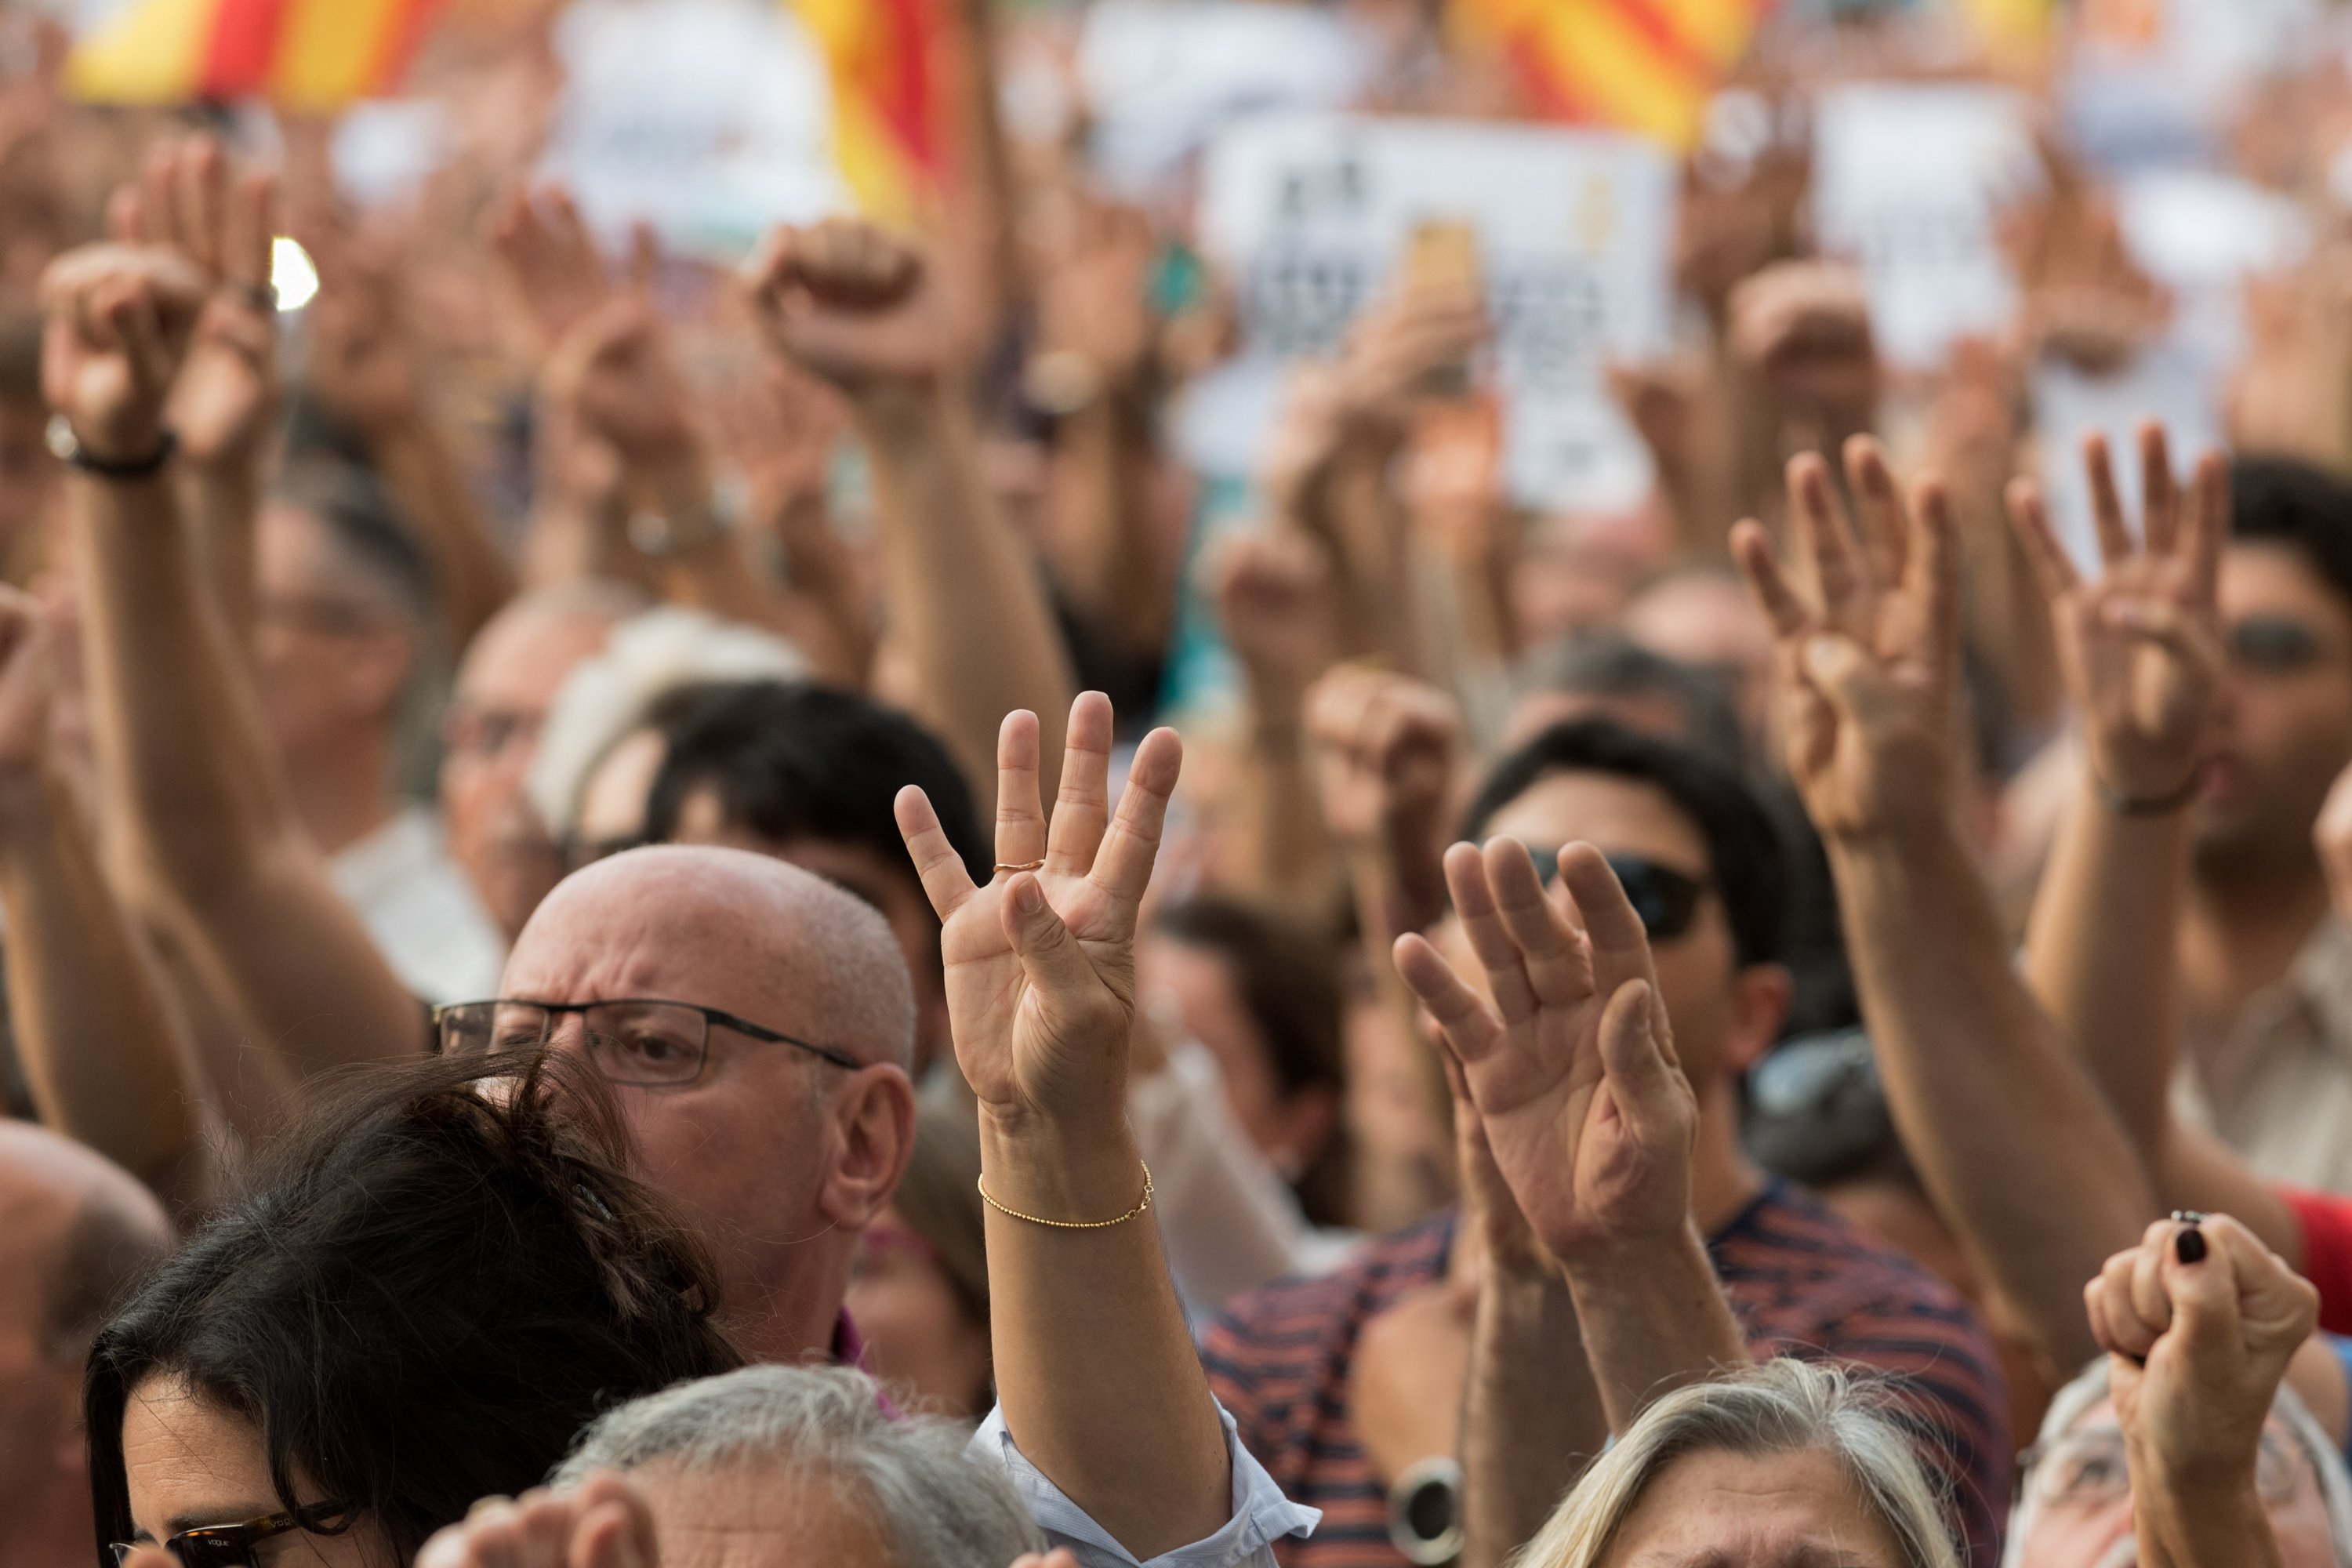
978, 1163, 1153, 1230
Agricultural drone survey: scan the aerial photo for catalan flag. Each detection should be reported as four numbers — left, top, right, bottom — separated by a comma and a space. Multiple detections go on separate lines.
1450, 0, 1773, 151
67, 0, 445, 112
788, 0, 947, 229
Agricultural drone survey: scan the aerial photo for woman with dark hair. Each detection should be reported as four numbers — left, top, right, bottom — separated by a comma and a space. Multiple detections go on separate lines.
91, 1051, 739, 1568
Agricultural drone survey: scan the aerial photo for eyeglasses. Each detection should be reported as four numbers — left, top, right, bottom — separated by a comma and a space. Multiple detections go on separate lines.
114, 1505, 345, 1568
2025, 1425, 2307, 1509
1533, 851, 1714, 942
433, 997, 862, 1086
2230, 615, 2325, 674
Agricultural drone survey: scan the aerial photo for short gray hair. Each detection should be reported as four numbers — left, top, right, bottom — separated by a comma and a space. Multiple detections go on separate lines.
1518, 1359, 1961, 1568
2002, 1358, 2352, 1567
553, 1366, 1042, 1568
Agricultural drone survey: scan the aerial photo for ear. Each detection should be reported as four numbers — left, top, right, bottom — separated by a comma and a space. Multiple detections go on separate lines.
1722, 964, 1792, 1076
817, 1065, 916, 1230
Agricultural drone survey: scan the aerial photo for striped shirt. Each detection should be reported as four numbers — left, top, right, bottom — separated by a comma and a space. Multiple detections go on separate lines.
1200, 1181, 2012, 1568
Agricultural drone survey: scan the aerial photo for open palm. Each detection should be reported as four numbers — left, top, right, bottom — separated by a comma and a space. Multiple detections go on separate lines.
1395, 840, 1693, 1260
896, 693, 1181, 1127
1733, 438, 1962, 840
2008, 426, 2225, 803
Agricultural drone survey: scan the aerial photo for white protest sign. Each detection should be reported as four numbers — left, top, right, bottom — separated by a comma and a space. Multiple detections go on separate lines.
1184, 113, 1677, 514
539, 0, 848, 261
1076, 0, 1374, 201
2031, 344, 2220, 575
1812, 82, 2038, 372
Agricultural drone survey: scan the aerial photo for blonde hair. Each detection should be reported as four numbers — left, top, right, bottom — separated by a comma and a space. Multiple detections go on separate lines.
1518, 1360, 1960, 1568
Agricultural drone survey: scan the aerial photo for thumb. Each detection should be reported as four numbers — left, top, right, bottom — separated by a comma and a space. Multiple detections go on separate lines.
1000, 874, 1102, 1002
2160, 1221, 2245, 1363
1597, 981, 1686, 1145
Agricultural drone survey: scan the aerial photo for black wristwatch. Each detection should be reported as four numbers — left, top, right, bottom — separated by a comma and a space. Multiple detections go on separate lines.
46, 415, 176, 479
1388, 1457, 1464, 1566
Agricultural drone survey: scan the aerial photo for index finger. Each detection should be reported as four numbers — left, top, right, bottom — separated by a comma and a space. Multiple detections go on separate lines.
2083, 432, 2135, 567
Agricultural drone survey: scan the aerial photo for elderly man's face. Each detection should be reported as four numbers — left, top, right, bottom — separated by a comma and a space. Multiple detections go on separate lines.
499, 869, 854, 1336
2013, 1398, 2338, 1568
630, 1458, 898, 1568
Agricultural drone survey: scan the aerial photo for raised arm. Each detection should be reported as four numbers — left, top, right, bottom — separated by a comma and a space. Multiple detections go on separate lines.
1733, 439, 2154, 1371
749, 220, 1074, 811
2009, 430, 2299, 1254
1397, 840, 1749, 1436
896, 693, 1260, 1559
2086, 1215, 2318, 1568
0, 587, 219, 1214
45, 242, 423, 1134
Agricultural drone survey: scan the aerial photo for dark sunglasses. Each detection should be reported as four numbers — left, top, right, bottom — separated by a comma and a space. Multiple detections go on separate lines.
115, 1505, 346, 1568
1533, 850, 1713, 942
2230, 615, 2325, 674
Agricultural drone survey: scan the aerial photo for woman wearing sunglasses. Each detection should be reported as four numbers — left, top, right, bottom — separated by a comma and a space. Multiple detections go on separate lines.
89, 1051, 739, 1568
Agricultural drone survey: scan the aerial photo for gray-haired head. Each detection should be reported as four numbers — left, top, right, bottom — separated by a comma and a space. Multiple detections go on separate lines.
1518, 1359, 1960, 1568
553, 1365, 1041, 1568
2002, 1357, 2352, 1568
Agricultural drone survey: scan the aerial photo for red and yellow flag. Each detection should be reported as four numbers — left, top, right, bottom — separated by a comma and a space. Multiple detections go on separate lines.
68, 0, 444, 112
788, 0, 948, 228
1451, 0, 1773, 151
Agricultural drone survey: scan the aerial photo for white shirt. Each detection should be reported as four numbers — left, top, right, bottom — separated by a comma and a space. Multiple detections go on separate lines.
972, 1398, 1322, 1568
329, 806, 506, 1006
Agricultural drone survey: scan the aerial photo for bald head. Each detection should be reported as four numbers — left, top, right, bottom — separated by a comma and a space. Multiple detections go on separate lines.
0, 1123, 172, 1359
511, 844, 917, 1070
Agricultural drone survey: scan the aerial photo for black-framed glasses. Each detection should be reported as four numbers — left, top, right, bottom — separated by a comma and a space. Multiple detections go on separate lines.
2230, 615, 2325, 674
1533, 850, 1714, 942
433, 997, 862, 1087
114, 1504, 346, 1568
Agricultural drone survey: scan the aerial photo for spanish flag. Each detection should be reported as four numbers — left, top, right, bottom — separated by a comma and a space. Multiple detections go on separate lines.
788, 0, 946, 229
1451, 0, 1773, 151
67, 0, 443, 113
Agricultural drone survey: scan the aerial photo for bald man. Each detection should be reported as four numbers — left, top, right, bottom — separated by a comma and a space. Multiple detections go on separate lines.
441, 583, 650, 942
0, 1123, 174, 1563
451, 845, 919, 1363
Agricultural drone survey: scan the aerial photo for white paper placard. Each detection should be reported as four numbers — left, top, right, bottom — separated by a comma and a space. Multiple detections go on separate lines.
1077, 0, 1374, 201
2031, 343, 2220, 576
1812, 82, 2038, 372
538, 0, 848, 261
1184, 113, 1677, 514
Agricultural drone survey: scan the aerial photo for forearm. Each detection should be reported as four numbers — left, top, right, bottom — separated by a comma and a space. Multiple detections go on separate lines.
1045, 385, 1172, 659
1461, 1261, 1606, 1568
1829, 824, 2155, 1367
176, 463, 260, 652
0, 765, 216, 1210
1325, 451, 1422, 675
859, 387, 1074, 805
2024, 775, 2188, 1156
370, 415, 517, 649
769, 495, 874, 686
1232, 700, 1335, 910
979, 1112, 1231, 1557
2132, 1463, 2283, 1568
1563, 1223, 1752, 1434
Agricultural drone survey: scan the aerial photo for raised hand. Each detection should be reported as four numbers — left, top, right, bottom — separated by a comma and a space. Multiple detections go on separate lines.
1305, 666, 1459, 852
1732, 438, 1961, 840
304, 213, 426, 441
416, 1475, 660, 1568
2085, 1214, 2318, 1493
492, 183, 619, 358
40, 243, 209, 463
1212, 528, 1338, 705
1392, 841, 1695, 1261
2007, 426, 2227, 808
543, 294, 705, 478
741, 219, 946, 398
895, 691, 1181, 1131
107, 136, 279, 470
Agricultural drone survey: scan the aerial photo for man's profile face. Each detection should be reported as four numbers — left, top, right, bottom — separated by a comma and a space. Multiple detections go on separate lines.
1475, 769, 1744, 1089
440, 606, 615, 938
2013, 1399, 2337, 1568
2197, 543, 2352, 872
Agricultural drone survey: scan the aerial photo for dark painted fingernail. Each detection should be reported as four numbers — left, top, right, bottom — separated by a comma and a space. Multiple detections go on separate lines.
2176, 1226, 2208, 1265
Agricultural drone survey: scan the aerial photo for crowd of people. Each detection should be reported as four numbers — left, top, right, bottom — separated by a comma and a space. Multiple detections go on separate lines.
12, 0, 2352, 1566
